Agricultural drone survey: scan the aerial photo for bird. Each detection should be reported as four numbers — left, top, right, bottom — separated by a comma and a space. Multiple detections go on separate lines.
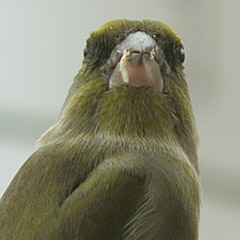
0, 19, 200, 240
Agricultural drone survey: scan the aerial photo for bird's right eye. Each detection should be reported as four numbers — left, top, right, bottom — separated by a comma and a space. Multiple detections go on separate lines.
179, 47, 185, 63
83, 47, 88, 57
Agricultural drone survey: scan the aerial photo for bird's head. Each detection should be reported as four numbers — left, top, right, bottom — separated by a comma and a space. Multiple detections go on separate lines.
41, 20, 199, 171
83, 19, 185, 90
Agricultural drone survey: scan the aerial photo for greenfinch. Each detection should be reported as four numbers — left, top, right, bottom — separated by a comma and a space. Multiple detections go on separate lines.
0, 19, 200, 240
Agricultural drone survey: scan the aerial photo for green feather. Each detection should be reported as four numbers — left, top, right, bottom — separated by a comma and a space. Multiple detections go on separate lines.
0, 19, 200, 240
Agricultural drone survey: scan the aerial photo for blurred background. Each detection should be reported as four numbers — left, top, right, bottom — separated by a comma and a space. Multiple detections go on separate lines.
0, 0, 239, 239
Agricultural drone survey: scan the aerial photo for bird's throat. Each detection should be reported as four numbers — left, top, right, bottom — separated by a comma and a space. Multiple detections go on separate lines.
98, 86, 174, 138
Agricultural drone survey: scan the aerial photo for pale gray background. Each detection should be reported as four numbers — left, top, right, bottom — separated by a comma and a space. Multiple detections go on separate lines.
1, 0, 240, 239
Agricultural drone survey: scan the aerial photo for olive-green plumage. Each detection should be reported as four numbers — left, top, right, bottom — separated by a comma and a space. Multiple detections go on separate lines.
0, 19, 200, 240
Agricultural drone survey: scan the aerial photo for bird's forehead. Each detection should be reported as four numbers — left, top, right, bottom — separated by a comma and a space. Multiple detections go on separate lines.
85, 20, 183, 69
90, 19, 181, 43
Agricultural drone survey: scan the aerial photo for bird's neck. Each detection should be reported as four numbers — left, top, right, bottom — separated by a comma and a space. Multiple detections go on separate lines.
58, 79, 176, 140
96, 86, 176, 139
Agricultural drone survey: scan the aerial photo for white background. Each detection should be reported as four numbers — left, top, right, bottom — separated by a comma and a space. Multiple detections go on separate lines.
1, 1, 240, 239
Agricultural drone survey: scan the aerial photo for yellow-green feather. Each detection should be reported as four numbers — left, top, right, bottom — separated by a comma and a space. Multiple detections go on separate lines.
0, 19, 200, 240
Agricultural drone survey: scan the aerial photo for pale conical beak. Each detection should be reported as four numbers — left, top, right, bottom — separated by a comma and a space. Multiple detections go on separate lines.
109, 31, 164, 91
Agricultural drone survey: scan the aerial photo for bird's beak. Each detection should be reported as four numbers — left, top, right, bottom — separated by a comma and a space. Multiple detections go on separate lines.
109, 31, 164, 91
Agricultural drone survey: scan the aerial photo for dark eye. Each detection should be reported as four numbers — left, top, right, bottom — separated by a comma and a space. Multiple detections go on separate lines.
83, 47, 88, 57
179, 48, 185, 63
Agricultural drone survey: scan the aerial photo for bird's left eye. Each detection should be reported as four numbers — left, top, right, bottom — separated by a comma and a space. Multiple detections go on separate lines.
179, 48, 185, 63
83, 47, 88, 57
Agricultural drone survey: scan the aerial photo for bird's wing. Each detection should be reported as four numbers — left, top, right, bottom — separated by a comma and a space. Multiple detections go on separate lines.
54, 156, 146, 240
